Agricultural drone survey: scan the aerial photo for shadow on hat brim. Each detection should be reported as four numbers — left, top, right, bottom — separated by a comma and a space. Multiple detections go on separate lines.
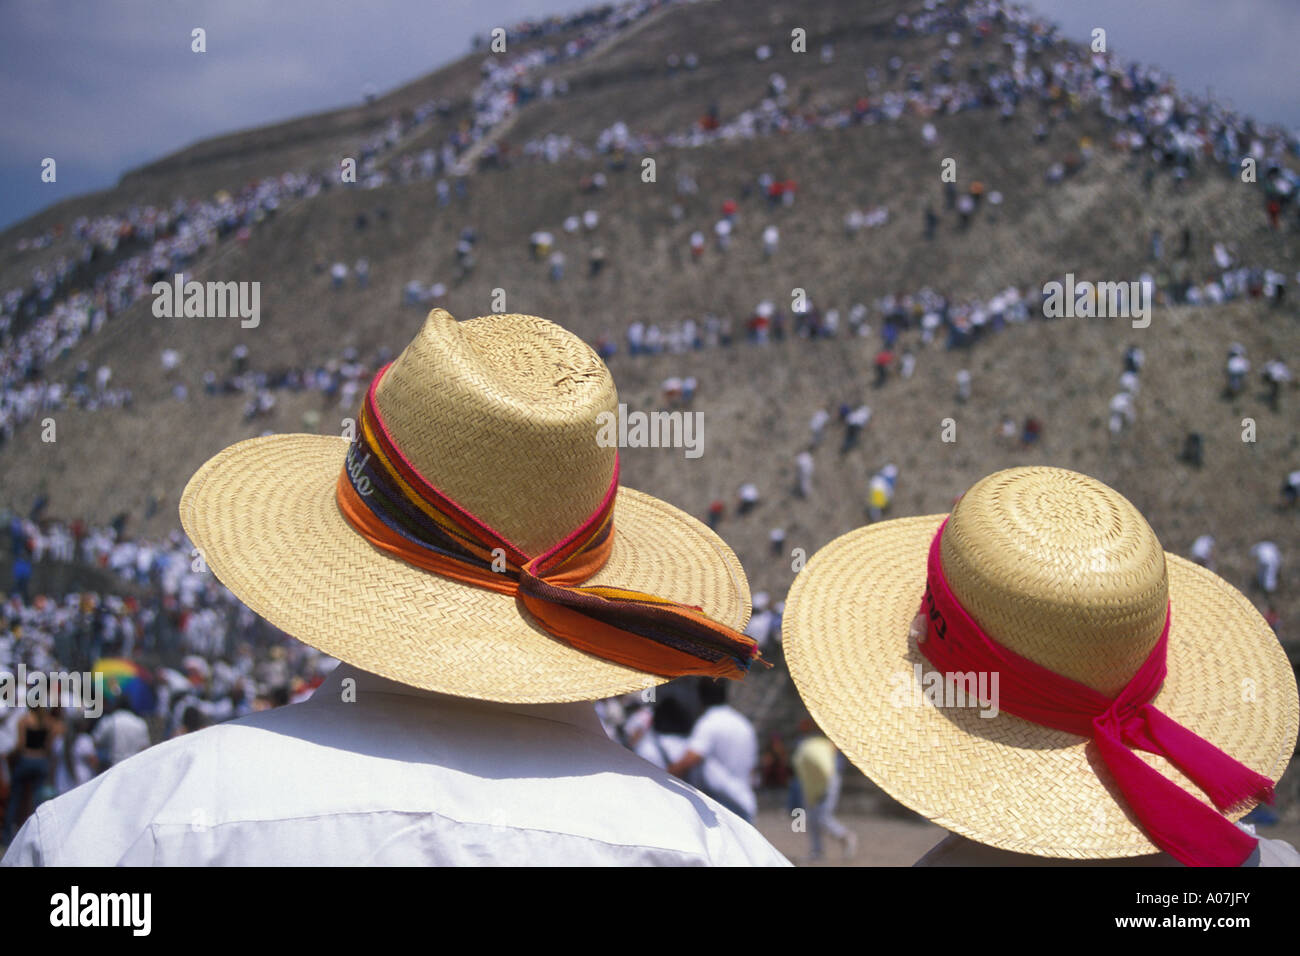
784, 514, 1299, 859
180, 434, 751, 704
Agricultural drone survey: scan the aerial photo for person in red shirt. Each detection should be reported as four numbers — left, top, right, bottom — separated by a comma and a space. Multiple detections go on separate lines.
874, 350, 894, 387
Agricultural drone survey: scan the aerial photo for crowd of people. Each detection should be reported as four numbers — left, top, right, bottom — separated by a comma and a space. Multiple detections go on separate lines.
2, 0, 1298, 860
597, 679, 857, 863
1, 1, 679, 445
6, 0, 1298, 452
0, 500, 337, 841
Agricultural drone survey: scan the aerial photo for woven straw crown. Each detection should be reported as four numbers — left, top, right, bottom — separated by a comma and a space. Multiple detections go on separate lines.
374, 308, 617, 556
940, 468, 1169, 697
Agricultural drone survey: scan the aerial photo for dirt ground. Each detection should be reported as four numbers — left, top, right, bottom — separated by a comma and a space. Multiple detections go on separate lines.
752, 808, 1300, 866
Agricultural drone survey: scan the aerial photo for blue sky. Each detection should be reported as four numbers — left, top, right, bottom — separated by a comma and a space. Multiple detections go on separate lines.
2, 0, 1297, 231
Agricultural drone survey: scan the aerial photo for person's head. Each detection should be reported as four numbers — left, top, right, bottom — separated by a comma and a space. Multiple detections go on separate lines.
651, 696, 693, 737
697, 678, 727, 710
180, 705, 207, 735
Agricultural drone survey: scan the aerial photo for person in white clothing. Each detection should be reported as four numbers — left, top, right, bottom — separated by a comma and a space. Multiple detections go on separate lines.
809, 407, 830, 446
1109, 392, 1135, 434
794, 450, 814, 498
1190, 534, 1215, 570
745, 605, 774, 650
1226, 350, 1250, 396
1251, 541, 1281, 594
53, 715, 98, 795
669, 680, 759, 823
91, 697, 150, 769
714, 218, 732, 251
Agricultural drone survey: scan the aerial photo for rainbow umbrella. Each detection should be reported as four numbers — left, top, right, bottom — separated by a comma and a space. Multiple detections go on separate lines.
92, 658, 157, 716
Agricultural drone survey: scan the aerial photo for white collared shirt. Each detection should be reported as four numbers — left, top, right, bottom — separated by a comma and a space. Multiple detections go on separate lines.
2, 665, 789, 867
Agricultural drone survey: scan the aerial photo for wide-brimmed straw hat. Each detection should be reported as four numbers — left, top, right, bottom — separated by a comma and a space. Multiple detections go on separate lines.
784, 466, 1298, 860
180, 309, 751, 704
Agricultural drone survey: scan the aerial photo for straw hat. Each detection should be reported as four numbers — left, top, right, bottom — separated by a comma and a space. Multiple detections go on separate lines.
784, 466, 1297, 859
180, 309, 750, 704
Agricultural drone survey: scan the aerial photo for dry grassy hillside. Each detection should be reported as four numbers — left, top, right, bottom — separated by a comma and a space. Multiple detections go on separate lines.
3, 0, 1298, 795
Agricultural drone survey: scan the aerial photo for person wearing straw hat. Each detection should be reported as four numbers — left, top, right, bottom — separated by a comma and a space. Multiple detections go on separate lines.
1, 309, 787, 867
783, 466, 1299, 866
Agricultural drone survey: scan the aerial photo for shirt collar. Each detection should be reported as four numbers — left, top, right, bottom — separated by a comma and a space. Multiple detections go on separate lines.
306, 662, 609, 737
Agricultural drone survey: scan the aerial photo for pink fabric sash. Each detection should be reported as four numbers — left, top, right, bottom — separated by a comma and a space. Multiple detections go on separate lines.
918, 519, 1274, 866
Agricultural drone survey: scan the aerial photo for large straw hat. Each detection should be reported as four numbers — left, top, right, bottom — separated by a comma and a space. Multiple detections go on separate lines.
784, 466, 1298, 859
180, 309, 750, 703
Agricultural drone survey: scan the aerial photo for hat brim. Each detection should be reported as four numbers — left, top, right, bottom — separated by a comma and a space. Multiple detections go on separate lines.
784, 514, 1299, 859
180, 434, 750, 704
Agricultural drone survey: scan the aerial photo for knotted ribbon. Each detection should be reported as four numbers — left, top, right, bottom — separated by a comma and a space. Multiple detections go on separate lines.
335, 364, 763, 679
918, 518, 1274, 866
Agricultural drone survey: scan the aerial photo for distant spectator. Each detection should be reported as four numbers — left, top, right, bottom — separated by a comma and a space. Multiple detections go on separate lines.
924, 206, 938, 241
1108, 392, 1135, 435
900, 350, 916, 379
1263, 360, 1290, 411
955, 370, 971, 404
714, 218, 732, 251
867, 464, 897, 523
795, 451, 814, 498
92, 696, 150, 770
1225, 348, 1250, 397
1251, 541, 1281, 594
842, 405, 871, 453
809, 407, 830, 447
792, 723, 855, 863
1283, 470, 1300, 508
874, 350, 894, 388
1124, 346, 1145, 374
689, 231, 705, 260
